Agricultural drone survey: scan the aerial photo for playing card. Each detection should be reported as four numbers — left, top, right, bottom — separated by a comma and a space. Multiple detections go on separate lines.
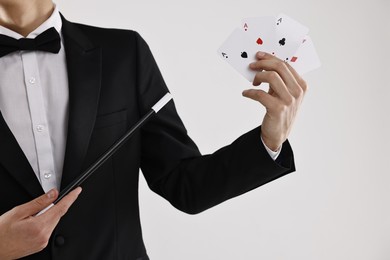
217, 14, 320, 82
289, 35, 321, 75
217, 28, 259, 81
241, 16, 275, 53
274, 13, 309, 62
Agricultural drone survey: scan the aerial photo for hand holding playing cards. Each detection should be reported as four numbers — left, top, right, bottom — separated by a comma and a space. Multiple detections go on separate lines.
242, 51, 307, 151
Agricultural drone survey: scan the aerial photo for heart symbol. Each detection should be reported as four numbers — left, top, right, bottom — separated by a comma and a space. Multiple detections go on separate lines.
241, 52, 248, 58
256, 37, 263, 45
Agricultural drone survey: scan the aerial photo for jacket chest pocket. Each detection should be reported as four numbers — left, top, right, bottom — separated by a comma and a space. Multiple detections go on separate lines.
94, 109, 127, 129
86, 109, 128, 164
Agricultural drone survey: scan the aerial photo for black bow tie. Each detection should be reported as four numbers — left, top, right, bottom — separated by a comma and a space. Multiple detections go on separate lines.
0, 27, 61, 58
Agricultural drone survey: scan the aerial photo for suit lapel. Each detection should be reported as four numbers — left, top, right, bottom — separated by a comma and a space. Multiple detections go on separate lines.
60, 15, 102, 190
0, 112, 44, 197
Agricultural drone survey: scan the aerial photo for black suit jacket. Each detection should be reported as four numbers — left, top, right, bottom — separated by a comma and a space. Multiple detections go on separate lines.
0, 15, 295, 260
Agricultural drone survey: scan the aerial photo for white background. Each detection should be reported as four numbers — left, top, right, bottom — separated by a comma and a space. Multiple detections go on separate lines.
57, 0, 390, 259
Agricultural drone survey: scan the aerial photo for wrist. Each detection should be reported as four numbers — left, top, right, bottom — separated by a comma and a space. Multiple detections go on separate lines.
260, 134, 282, 152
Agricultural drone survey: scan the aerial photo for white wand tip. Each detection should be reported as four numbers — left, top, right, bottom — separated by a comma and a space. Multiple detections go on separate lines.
152, 93, 173, 113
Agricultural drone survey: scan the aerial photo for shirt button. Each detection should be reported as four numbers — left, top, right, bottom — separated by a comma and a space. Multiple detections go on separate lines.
36, 125, 44, 132
43, 172, 52, 179
55, 235, 65, 247
29, 77, 36, 84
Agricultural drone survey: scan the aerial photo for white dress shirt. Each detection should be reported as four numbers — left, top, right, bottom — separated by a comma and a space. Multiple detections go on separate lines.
0, 6, 68, 192
0, 6, 280, 194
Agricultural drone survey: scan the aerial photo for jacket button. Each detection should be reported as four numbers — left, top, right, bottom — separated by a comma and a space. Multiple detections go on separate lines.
55, 235, 65, 247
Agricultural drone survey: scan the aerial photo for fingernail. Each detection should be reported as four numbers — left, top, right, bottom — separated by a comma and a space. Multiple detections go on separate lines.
257, 51, 266, 57
47, 189, 56, 199
76, 187, 82, 195
249, 62, 256, 68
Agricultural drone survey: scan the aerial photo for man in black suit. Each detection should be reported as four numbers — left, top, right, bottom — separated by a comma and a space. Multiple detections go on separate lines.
0, 0, 307, 259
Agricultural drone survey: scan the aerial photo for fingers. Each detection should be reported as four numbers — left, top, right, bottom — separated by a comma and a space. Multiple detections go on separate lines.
285, 62, 309, 93
252, 71, 292, 102
250, 51, 307, 98
0, 188, 82, 259
244, 51, 309, 150
242, 89, 276, 109
251, 60, 300, 96
39, 187, 82, 224
13, 189, 59, 219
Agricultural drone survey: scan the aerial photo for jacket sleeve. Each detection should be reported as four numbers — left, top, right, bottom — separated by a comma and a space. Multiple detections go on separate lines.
134, 32, 295, 214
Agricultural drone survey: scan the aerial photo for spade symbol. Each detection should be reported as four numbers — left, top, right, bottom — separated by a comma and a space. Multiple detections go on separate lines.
241, 51, 248, 58
279, 38, 286, 46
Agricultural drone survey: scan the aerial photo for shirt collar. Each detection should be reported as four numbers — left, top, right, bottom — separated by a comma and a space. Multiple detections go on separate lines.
0, 4, 62, 39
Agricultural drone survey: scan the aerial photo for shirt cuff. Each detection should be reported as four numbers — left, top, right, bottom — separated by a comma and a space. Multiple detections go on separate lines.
261, 136, 282, 161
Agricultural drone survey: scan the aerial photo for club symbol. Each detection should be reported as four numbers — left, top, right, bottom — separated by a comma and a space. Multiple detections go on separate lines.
279, 38, 286, 46
241, 52, 248, 58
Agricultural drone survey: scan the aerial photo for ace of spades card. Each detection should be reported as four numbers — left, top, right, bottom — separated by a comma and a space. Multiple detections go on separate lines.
217, 28, 259, 82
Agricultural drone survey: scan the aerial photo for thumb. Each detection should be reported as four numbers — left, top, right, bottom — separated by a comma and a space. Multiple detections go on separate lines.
13, 189, 59, 219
